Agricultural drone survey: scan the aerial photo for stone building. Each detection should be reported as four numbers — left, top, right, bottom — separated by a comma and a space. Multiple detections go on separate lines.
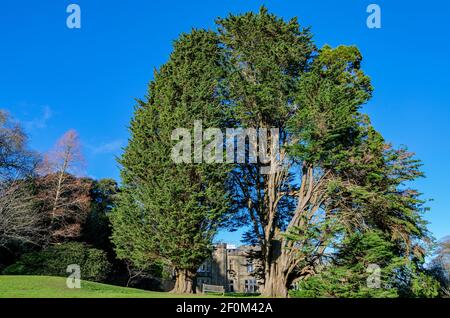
196, 243, 262, 293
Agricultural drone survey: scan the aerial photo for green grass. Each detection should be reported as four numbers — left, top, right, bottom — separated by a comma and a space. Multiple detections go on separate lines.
0, 276, 228, 298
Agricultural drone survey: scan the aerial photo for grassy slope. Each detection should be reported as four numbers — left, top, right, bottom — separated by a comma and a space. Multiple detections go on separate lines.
0, 276, 221, 298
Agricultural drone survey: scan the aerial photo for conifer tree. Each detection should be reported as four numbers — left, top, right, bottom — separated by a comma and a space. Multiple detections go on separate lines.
110, 30, 230, 294
218, 8, 434, 297
112, 7, 436, 297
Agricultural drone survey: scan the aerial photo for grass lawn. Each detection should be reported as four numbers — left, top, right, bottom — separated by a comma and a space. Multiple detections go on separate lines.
0, 275, 231, 298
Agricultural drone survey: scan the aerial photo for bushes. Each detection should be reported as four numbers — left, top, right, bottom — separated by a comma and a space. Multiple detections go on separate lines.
3, 242, 111, 282
289, 231, 440, 298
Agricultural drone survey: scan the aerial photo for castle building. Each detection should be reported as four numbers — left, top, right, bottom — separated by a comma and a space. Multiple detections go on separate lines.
196, 243, 262, 293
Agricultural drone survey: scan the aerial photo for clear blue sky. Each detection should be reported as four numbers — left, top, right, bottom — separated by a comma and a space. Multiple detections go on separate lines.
1, 0, 448, 245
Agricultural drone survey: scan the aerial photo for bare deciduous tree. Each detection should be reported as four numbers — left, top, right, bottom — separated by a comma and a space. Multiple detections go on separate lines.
430, 236, 450, 297
0, 110, 42, 247
0, 182, 43, 248
37, 129, 91, 241
0, 110, 36, 181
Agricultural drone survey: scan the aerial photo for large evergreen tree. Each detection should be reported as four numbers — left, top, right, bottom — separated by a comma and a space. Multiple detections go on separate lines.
217, 8, 434, 297
112, 7, 436, 297
110, 30, 230, 293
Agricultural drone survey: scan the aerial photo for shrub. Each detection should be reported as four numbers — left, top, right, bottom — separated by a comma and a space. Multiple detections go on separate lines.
3, 242, 111, 282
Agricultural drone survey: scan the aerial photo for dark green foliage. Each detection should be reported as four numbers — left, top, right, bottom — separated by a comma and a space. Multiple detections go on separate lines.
287, 45, 373, 166
3, 242, 111, 282
291, 267, 398, 298
110, 7, 438, 296
83, 179, 118, 250
291, 231, 439, 298
110, 29, 231, 282
217, 6, 316, 243
291, 231, 401, 298
217, 6, 315, 127
282, 43, 434, 296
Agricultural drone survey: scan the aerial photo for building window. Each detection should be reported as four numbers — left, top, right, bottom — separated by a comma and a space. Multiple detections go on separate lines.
228, 259, 233, 271
229, 280, 235, 293
244, 279, 258, 293
246, 261, 254, 273
198, 260, 210, 273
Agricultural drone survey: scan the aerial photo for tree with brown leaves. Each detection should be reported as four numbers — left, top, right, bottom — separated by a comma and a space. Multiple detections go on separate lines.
37, 130, 91, 242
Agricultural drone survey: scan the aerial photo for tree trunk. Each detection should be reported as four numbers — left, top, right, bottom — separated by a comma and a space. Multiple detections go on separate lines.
171, 268, 197, 294
262, 261, 289, 297
261, 239, 290, 298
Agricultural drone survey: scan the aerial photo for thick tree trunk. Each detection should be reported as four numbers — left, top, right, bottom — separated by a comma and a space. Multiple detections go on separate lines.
262, 260, 289, 298
171, 268, 197, 294
261, 239, 290, 298
259, 165, 328, 297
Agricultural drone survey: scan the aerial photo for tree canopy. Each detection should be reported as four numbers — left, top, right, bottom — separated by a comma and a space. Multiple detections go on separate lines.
111, 7, 440, 296
111, 30, 231, 293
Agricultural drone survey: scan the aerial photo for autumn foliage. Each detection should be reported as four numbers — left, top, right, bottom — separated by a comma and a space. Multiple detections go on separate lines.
36, 130, 91, 242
